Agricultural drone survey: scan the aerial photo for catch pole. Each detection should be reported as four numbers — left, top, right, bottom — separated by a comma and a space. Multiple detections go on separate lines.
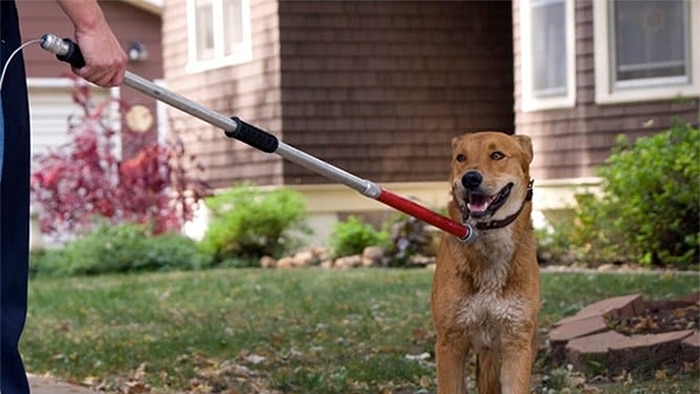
40, 34, 475, 242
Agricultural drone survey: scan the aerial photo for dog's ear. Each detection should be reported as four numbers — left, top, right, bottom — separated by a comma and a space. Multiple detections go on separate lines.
452, 135, 464, 150
512, 135, 533, 164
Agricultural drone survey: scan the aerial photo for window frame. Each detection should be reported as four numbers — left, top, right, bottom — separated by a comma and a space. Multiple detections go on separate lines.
186, 0, 253, 73
593, 0, 700, 104
519, 0, 577, 112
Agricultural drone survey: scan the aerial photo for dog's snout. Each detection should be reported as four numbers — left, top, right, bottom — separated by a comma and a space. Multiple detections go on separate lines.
461, 171, 483, 190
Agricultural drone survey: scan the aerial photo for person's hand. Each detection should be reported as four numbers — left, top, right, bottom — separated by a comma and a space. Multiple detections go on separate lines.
71, 19, 127, 87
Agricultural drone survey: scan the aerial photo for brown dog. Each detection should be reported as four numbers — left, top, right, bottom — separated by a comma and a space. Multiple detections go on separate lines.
431, 131, 540, 394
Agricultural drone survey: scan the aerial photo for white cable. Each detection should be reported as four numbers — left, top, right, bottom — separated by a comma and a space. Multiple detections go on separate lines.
0, 38, 42, 92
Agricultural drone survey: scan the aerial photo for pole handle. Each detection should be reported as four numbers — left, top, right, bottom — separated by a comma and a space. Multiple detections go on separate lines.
226, 117, 279, 153
40, 34, 86, 68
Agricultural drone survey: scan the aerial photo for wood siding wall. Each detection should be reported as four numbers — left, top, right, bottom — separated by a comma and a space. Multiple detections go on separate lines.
19, 0, 163, 158
513, 0, 700, 181
162, 0, 283, 188
277, 0, 514, 185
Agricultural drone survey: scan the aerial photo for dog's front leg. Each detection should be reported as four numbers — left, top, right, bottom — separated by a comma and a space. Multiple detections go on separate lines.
499, 328, 536, 394
435, 335, 471, 394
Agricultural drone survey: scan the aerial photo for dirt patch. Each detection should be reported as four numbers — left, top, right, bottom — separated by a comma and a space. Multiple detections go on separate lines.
608, 293, 699, 336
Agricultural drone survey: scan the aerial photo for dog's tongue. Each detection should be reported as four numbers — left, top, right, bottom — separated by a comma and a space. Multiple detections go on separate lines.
468, 194, 493, 213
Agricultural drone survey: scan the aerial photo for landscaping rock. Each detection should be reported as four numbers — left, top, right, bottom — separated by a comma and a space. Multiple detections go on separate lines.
362, 246, 384, 267
260, 256, 276, 269
275, 256, 295, 269
680, 331, 700, 362
555, 294, 644, 326
566, 330, 693, 375
409, 254, 435, 267
550, 292, 698, 377
549, 315, 609, 364
292, 250, 315, 267
334, 255, 362, 269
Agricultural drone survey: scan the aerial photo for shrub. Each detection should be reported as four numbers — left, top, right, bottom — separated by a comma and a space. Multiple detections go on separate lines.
534, 210, 580, 266
30, 79, 208, 240
329, 216, 388, 258
571, 122, 699, 268
30, 222, 203, 276
385, 214, 434, 267
200, 184, 310, 264
138, 232, 207, 272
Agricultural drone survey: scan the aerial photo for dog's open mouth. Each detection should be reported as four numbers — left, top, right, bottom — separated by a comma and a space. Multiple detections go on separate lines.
466, 183, 513, 219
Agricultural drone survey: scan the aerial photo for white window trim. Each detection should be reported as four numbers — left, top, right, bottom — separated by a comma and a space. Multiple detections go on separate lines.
519, 0, 577, 112
594, 0, 700, 104
186, 0, 253, 73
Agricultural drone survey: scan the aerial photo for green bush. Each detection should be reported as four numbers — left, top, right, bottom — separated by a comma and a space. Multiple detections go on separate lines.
30, 222, 204, 276
572, 122, 699, 268
138, 232, 207, 272
200, 184, 310, 264
329, 216, 388, 258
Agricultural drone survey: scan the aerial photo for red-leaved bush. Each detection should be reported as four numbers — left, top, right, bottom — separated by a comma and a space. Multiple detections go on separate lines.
31, 79, 209, 239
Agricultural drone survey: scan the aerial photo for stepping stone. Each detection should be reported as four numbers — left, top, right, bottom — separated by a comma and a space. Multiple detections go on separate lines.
566, 329, 694, 374
681, 331, 700, 362
548, 315, 609, 364
555, 294, 644, 326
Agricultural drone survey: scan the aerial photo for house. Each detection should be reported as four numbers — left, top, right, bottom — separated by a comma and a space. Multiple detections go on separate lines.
18, 0, 163, 248
516, 0, 699, 210
160, 0, 698, 244
23, 0, 698, 246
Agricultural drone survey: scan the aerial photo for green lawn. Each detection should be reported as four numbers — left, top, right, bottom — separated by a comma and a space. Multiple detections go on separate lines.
22, 269, 699, 393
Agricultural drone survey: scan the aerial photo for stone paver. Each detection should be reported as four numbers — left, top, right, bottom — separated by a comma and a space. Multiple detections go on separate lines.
549, 315, 609, 343
29, 375, 97, 394
548, 293, 698, 374
681, 331, 700, 362
566, 330, 693, 372
555, 293, 643, 326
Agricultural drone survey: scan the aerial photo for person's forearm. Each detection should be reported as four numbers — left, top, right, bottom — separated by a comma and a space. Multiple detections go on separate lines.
55, 0, 106, 33
54, 0, 127, 87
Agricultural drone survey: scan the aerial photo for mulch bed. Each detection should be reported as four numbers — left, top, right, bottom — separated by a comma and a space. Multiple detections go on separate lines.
610, 301, 699, 336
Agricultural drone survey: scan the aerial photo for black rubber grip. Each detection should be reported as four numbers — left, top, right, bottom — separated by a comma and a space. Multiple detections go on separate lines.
57, 38, 86, 69
225, 117, 279, 153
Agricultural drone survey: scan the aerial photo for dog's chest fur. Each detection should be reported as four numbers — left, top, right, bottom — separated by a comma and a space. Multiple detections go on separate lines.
453, 228, 526, 349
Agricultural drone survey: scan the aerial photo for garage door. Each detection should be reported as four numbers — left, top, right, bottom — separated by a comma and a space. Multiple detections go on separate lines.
27, 78, 117, 172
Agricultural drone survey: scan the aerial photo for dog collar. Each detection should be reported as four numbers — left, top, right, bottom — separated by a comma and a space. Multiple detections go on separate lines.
466, 179, 534, 233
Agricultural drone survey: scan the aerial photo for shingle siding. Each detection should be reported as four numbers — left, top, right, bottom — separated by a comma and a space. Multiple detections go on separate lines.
514, 0, 700, 181
162, 0, 284, 189
162, 1, 515, 188
279, 0, 515, 185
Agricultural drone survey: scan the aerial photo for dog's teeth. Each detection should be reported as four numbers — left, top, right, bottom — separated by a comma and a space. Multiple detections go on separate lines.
468, 195, 494, 212
468, 203, 488, 212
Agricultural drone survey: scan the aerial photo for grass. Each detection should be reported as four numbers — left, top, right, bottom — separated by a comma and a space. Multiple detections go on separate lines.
22, 269, 699, 393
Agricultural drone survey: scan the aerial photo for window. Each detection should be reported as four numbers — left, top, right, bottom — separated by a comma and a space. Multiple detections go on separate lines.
594, 0, 700, 104
520, 0, 576, 112
187, 0, 252, 72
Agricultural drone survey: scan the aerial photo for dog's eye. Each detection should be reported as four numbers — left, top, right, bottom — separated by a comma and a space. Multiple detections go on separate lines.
456, 154, 467, 163
491, 151, 505, 160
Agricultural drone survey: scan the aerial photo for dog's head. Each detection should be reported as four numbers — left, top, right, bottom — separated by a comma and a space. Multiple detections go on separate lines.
449, 132, 533, 224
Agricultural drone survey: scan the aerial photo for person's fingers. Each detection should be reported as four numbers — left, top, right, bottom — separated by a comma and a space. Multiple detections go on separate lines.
72, 23, 127, 88
110, 67, 125, 86
73, 66, 109, 87
73, 60, 124, 87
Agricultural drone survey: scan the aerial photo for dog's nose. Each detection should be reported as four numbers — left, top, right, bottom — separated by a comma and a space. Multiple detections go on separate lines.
461, 171, 483, 190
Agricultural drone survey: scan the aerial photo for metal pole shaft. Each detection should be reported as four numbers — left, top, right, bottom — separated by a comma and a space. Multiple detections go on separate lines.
123, 72, 379, 197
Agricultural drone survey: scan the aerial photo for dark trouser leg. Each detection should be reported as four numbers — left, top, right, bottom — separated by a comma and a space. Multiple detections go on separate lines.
1, 0, 32, 391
